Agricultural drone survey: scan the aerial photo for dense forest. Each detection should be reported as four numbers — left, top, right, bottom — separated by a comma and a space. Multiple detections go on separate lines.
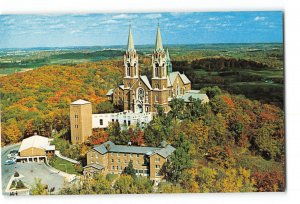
0, 60, 122, 145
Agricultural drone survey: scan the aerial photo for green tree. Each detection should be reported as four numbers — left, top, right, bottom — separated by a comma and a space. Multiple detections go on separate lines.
133, 176, 153, 194
124, 160, 136, 178
114, 175, 137, 194
95, 101, 114, 113
30, 178, 49, 195
164, 133, 193, 183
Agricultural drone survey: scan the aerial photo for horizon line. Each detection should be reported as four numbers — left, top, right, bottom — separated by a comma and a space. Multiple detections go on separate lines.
0, 42, 283, 50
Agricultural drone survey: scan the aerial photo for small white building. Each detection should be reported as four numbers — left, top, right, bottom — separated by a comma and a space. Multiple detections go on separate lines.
17, 134, 55, 163
92, 111, 153, 129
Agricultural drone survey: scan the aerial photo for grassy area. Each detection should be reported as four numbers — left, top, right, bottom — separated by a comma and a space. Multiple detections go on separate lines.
49, 156, 82, 175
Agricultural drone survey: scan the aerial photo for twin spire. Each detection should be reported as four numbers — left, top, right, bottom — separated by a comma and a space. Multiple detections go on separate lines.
127, 25, 135, 51
127, 24, 164, 51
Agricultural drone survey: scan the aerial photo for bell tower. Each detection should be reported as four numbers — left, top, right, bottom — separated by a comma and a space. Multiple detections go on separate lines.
151, 24, 169, 111
123, 25, 139, 111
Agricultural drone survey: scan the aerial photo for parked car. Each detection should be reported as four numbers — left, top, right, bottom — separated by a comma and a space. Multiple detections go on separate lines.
4, 159, 16, 165
7, 150, 18, 159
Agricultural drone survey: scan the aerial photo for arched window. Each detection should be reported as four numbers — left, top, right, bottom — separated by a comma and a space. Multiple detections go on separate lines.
155, 67, 159, 77
137, 88, 145, 102
127, 67, 130, 76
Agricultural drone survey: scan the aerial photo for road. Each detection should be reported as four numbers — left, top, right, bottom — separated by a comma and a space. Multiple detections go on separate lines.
1, 144, 66, 195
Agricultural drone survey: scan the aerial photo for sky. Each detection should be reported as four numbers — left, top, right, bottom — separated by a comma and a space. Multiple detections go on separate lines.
0, 11, 283, 48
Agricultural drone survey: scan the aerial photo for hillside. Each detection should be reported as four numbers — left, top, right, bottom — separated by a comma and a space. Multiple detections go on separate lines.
0, 60, 123, 145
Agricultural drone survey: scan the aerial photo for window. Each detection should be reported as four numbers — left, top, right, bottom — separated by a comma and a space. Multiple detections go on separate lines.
99, 119, 103, 125
112, 166, 114, 170
116, 166, 119, 170
127, 66, 130, 76
112, 119, 114, 122
138, 88, 145, 101
128, 120, 131, 126
124, 120, 126, 125
155, 165, 160, 169
118, 159, 120, 163
155, 157, 160, 162
137, 154, 139, 158
75, 114, 78, 118
124, 153, 126, 157
155, 67, 159, 77
111, 159, 114, 163
155, 95, 158, 102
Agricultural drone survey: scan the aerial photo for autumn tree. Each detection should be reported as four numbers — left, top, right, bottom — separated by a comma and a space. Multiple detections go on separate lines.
2, 119, 22, 144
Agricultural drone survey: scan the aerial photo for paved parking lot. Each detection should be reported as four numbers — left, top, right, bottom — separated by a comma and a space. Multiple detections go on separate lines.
1, 144, 66, 195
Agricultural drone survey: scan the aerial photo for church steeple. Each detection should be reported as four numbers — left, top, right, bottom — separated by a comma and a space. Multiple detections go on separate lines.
155, 24, 164, 51
166, 48, 173, 74
123, 25, 139, 84
127, 25, 135, 51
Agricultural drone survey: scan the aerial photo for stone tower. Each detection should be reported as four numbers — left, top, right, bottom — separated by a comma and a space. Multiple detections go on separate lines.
70, 99, 92, 144
151, 24, 169, 111
123, 25, 139, 111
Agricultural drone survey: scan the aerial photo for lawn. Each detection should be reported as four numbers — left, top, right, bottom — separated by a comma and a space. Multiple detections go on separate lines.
49, 156, 82, 175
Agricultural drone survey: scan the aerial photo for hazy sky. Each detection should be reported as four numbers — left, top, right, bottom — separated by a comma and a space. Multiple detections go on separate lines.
0, 11, 283, 48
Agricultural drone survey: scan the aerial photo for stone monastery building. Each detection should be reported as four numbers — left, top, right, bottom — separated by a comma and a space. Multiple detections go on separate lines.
70, 25, 209, 145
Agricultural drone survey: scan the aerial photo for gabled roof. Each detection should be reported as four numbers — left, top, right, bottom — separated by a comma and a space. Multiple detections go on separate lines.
93, 141, 114, 154
19, 135, 53, 152
106, 88, 114, 96
169, 72, 179, 86
180, 73, 191, 84
168, 71, 191, 86
140, 75, 153, 90
83, 164, 104, 170
71, 99, 91, 105
152, 145, 176, 158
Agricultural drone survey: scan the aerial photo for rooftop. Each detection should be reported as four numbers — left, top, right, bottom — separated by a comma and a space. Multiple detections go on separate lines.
92, 141, 175, 158
71, 99, 91, 105
19, 135, 54, 152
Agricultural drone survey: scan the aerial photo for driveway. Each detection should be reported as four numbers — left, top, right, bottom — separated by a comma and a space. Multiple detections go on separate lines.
1, 144, 66, 195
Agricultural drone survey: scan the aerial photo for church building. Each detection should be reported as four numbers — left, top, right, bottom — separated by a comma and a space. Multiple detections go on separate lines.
70, 24, 209, 144
106, 25, 209, 113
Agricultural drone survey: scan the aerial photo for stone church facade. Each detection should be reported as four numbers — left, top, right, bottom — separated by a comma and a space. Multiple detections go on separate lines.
107, 25, 202, 113
70, 25, 209, 144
